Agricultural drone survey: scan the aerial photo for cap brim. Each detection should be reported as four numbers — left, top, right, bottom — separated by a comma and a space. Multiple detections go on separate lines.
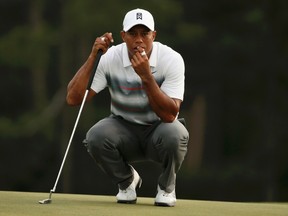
123, 23, 153, 32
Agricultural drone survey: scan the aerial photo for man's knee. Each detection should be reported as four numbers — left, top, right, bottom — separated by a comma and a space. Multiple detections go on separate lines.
156, 120, 189, 153
84, 119, 118, 156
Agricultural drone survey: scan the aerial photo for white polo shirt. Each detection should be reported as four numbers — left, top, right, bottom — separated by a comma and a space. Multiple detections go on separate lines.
91, 42, 185, 125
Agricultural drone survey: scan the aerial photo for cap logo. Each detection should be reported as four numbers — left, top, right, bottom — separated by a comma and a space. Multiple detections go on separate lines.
136, 12, 142, 20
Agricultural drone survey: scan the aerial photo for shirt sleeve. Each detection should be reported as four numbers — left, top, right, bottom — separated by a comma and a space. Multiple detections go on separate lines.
160, 52, 185, 101
90, 55, 108, 94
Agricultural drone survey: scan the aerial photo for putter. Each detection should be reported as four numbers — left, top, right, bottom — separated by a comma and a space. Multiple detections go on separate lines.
39, 49, 103, 204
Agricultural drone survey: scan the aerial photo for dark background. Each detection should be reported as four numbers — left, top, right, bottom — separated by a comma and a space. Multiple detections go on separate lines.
0, 0, 287, 202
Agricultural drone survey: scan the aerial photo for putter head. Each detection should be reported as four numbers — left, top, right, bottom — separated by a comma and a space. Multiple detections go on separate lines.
39, 189, 54, 204
38, 199, 52, 204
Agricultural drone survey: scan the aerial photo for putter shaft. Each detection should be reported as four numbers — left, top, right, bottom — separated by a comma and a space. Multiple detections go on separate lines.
38, 50, 103, 205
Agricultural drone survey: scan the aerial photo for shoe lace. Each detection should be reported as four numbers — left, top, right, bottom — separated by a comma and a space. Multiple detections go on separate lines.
120, 189, 127, 193
161, 190, 175, 198
163, 192, 170, 197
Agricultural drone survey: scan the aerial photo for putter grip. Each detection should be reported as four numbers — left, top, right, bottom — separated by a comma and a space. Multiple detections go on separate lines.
86, 49, 103, 90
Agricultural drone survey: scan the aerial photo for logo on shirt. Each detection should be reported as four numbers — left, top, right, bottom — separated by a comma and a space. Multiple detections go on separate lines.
136, 13, 142, 20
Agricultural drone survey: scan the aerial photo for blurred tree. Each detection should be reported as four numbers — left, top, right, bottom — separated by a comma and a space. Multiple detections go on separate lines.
0, 0, 59, 137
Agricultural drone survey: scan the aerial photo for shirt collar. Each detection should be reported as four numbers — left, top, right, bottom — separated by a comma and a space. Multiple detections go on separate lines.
122, 42, 157, 68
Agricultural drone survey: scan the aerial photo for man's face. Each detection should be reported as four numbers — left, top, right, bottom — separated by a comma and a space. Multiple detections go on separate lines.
121, 25, 156, 59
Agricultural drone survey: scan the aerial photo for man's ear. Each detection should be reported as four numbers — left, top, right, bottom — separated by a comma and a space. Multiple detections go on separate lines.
152, 31, 157, 41
120, 31, 125, 42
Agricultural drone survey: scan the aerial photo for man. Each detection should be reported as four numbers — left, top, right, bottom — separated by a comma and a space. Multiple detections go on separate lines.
66, 8, 189, 207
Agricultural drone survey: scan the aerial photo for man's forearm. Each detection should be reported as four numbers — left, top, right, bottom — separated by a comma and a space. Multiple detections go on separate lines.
142, 76, 180, 122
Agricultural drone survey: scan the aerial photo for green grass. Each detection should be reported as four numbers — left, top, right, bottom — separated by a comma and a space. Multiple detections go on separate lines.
0, 191, 287, 216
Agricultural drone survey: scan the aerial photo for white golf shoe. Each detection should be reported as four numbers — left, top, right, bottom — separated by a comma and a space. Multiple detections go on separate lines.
116, 166, 142, 204
154, 185, 176, 207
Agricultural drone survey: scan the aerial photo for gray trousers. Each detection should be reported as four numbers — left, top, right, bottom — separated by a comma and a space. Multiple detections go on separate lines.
84, 115, 189, 193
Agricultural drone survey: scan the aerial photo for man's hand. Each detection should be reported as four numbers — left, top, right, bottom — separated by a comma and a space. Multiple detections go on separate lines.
131, 46, 151, 80
91, 32, 114, 58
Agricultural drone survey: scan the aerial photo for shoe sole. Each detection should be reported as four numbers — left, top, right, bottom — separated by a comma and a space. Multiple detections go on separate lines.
154, 202, 175, 207
117, 199, 137, 204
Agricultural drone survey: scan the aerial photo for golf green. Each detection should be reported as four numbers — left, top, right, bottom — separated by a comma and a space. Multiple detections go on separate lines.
0, 191, 287, 216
